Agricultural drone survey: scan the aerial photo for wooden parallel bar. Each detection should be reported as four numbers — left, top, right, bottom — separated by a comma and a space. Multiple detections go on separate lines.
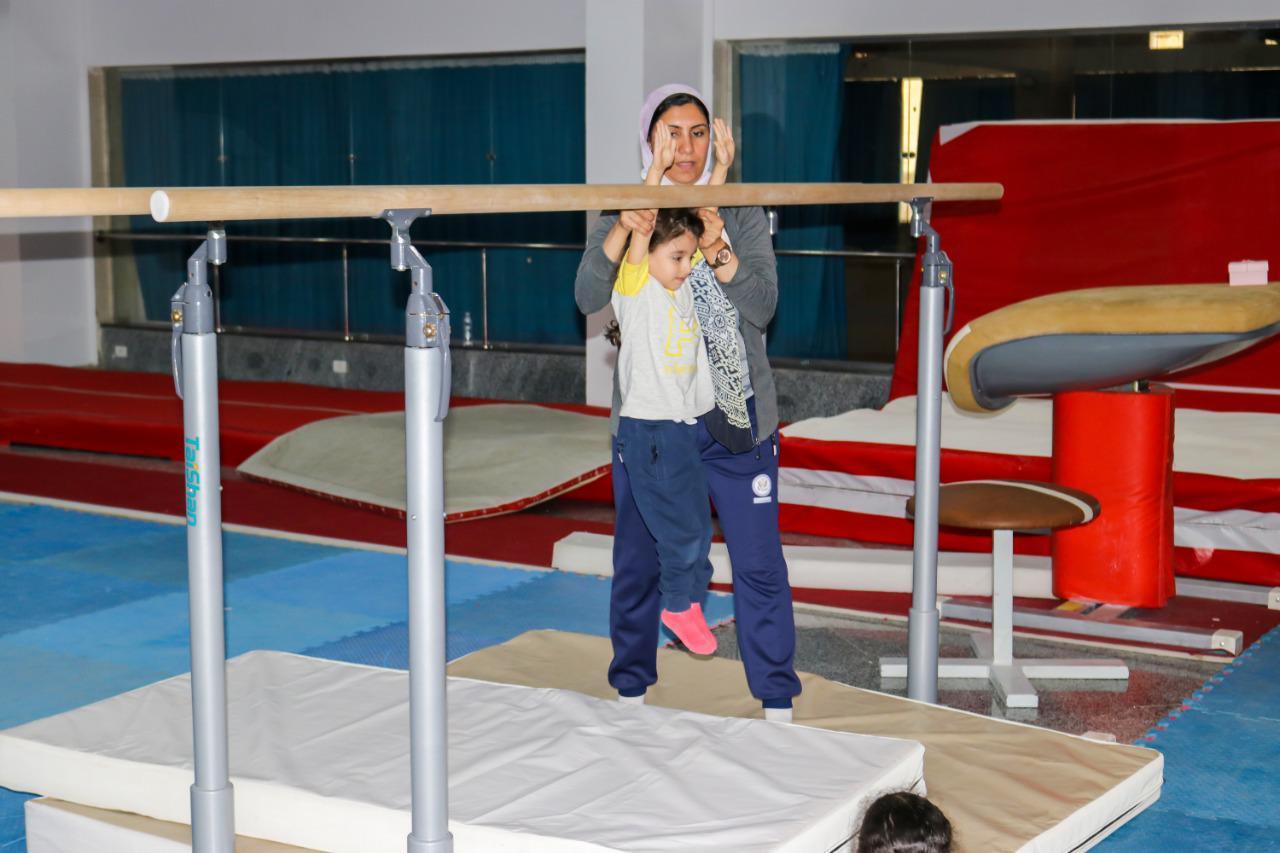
0, 188, 154, 218
149, 182, 1003, 223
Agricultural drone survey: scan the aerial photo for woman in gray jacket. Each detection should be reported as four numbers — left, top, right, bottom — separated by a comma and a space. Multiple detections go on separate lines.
574, 83, 801, 721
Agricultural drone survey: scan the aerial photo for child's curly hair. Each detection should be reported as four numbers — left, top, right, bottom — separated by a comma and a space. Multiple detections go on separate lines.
604, 320, 622, 348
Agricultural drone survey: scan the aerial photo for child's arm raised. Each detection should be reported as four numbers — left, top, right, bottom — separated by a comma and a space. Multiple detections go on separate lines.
626, 120, 670, 265
627, 213, 654, 265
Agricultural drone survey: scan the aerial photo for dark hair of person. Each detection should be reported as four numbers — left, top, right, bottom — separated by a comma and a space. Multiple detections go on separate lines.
647, 92, 710, 142
649, 208, 705, 250
856, 792, 952, 853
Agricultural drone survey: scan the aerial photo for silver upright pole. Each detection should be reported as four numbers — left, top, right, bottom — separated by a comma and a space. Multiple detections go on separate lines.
170, 228, 235, 852
906, 199, 953, 704
384, 210, 453, 853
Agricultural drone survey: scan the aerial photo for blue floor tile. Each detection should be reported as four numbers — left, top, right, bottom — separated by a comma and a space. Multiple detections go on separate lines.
1100, 807, 1280, 853
0, 789, 33, 853
1100, 626, 1280, 849
1, 506, 165, 562
0, 560, 168, 637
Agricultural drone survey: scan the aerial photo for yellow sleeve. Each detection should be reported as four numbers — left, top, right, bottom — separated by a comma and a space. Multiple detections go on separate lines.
614, 257, 650, 297
692, 248, 704, 267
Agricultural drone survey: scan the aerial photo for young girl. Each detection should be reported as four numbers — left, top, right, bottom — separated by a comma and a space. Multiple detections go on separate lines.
600, 119, 733, 655
578, 84, 799, 720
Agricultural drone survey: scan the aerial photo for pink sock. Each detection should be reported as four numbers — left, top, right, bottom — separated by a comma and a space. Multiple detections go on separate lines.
661, 602, 717, 655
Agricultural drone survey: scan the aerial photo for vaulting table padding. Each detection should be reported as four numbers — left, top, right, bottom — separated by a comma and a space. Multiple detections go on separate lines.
0, 650, 925, 853
944, 283, 1280, 413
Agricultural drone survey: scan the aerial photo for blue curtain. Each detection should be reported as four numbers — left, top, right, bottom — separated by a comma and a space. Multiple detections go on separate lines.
739, 46, 850, 360
218, 70, 351, 331
121, 76, 221, 319
118, 57, 585, 343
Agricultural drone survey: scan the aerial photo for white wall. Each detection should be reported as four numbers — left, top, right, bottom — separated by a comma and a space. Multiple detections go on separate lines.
82, 0, 586, 68
0, 1, 21, 356
1, 0, 95, 363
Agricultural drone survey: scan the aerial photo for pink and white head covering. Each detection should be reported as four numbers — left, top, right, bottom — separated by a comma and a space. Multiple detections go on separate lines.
639, 83, 714, 185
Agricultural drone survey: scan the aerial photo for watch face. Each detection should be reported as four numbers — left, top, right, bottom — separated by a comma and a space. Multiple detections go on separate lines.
716, 247, 732, 266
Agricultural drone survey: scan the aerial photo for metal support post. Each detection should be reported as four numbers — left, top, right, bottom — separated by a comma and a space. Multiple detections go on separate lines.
906, 198, 953, 704
169, 227, 234, 853
383, 209, 453, 853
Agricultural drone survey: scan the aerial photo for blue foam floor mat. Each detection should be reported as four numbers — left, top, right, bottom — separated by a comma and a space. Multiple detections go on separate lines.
1098, 627, 1280, 850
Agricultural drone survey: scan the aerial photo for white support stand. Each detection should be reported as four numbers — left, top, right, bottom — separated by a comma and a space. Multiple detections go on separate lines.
170, 230, 235, 853
905, 198, 948, 704
881, 530, 1130, 709
383, 210, 454, 853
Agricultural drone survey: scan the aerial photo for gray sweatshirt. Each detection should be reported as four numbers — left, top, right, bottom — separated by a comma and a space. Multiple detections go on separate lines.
575, 205, 779, 440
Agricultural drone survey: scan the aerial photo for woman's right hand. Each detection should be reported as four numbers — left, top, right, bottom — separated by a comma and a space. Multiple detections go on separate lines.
646, 120, 676, 183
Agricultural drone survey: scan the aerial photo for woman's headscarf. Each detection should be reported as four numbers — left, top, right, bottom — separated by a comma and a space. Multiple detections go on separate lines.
638, 83, 714, 185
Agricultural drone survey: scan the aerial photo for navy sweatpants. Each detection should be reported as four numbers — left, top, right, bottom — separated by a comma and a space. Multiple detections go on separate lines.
608, 398, 802, 705
615, 417, 712, 613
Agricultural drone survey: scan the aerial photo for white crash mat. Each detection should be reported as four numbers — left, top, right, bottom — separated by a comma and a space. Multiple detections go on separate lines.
237, 403, 610, 520
0, 651, 924, 853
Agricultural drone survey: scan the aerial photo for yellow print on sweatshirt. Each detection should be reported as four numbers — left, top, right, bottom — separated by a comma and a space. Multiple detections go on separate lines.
663, 307, 699, 358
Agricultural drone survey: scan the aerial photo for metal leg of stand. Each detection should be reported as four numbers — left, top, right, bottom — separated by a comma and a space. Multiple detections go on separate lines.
884, 528, 1129, 710
991, 530, 1014, 666
905, 197, 952, 704
384, 209, 454, 853
170, 229, 234, 853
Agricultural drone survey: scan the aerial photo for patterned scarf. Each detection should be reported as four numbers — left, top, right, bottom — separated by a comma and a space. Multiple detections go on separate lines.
688, 259, 755, 452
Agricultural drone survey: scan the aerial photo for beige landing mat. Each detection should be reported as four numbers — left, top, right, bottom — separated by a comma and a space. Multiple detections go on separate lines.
449, 630, 1163, 853
24, 797, 320, 852
237, 403, 610, 520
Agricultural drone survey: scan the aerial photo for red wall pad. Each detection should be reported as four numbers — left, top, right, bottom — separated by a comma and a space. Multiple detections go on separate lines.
1051, 388, 1176, 607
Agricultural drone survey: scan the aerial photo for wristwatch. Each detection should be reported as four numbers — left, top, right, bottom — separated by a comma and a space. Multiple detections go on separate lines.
708, 245, 733, 269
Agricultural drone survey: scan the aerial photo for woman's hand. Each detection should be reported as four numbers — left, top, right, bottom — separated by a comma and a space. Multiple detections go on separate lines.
646, 120, 676, 184
711, 118, 735, 183
697, 207, 725, 250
